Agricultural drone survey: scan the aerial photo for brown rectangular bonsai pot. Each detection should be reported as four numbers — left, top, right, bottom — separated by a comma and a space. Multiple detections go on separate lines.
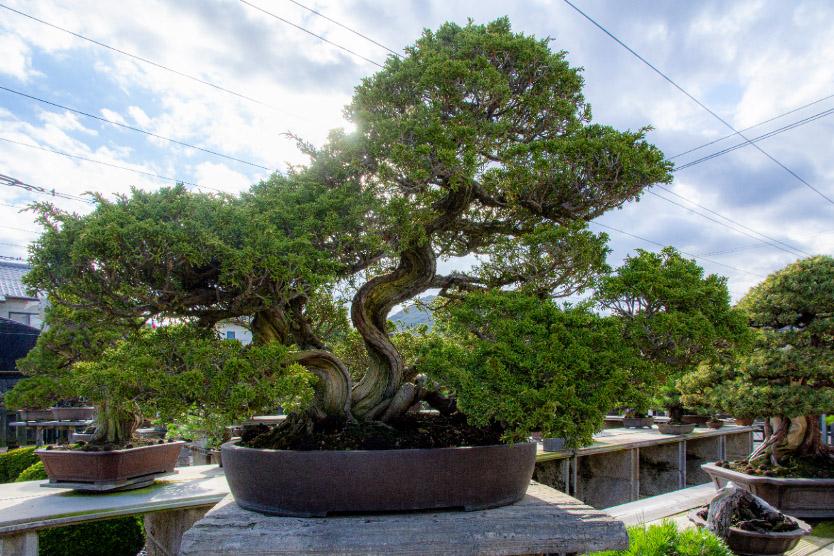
50, 406, 96, 421
37, 441, 185, 490
702, 462, 834, 518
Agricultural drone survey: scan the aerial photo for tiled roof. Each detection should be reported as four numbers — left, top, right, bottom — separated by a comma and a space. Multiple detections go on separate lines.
0, 262, 36, 300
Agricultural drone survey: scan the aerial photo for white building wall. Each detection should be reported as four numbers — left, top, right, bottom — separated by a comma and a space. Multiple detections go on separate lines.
216, 322, 253, 345
0, 298, 45, 329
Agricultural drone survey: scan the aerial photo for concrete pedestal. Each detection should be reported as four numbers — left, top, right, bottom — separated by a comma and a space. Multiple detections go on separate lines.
179, 483, 628, 556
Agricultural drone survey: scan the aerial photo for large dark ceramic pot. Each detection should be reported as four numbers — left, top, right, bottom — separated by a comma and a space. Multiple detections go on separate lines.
222, 440, 537, 517
38, 441, 185, 492
689, 509, 810, 555
50, 406, 96, 421
702, 462, 834, 518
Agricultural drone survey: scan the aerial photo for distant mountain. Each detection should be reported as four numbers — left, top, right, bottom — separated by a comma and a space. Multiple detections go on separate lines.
389, 295, 435, 329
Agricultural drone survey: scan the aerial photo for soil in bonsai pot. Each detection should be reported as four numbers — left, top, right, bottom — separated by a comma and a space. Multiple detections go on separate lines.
242, 412, 504, 451
694, 506, 801, 534
716, 456, 834, 479
46, 437, 177, 452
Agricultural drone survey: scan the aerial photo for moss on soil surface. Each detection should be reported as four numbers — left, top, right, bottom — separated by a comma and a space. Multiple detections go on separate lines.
719, 455, 834, 479
242, 412, 504, 450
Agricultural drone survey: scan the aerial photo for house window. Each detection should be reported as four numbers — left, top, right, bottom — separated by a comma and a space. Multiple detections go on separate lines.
8, 312, 32, 326
226, 330, 236, 340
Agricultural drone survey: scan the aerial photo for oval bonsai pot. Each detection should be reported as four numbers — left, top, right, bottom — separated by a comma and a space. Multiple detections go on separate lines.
734, 417, 754, 426
222, 440, 536, 517
656, 422, 696, 435
706, 419, 724, 429
688, 509, 810, 555
18, 409, 54, 421
37, 441, 185, 492
702, 462, 834, 518
622, 416, 654, 429
682, 414, 709, 425
50, 406, 96, 421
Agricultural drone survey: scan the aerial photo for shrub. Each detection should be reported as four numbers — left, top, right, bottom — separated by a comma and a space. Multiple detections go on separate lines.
0, 447, 38, 483
14, 460, 45, 482
12, 459, 145, 556
593, 521, 732, 556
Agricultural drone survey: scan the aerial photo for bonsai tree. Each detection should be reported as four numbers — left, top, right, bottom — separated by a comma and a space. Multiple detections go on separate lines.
596, 247, 749, 422
11, 18, 671, 447
681, 256, 834, 467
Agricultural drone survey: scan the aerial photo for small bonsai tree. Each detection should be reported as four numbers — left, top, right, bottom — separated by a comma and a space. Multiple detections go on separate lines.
9, 18, 671, 447
596, 247, 749, 422
7, 323, 314, 447
681, 256, 834, 467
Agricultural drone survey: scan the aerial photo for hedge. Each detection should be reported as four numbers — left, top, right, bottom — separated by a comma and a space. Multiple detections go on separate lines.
0, 446, 38, 482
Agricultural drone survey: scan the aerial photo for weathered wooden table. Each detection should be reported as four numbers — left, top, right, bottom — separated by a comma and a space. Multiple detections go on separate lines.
179, 482, 629, 556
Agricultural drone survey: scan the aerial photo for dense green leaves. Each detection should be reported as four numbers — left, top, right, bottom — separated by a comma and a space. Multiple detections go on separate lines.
417, 291, 645, 445
681, 256, 834, 419
596, 247, 749, 414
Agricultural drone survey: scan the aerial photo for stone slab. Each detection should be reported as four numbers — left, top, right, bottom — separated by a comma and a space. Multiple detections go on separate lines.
179, 483, 628, 556
0, 464, 226, 535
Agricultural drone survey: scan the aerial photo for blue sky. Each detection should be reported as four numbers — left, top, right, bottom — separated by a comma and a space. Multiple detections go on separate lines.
1, 0, 833, 301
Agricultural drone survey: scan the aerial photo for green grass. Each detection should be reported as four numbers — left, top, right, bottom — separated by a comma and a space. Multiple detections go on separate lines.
591, 521, 732, 556
811, 521, 834, 539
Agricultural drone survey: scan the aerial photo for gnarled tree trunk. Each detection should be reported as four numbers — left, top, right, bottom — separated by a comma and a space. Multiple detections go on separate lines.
91, 400, 143, 446
749, 415, 832, 466
350, 244, 436, 419
253, 303, 352, 421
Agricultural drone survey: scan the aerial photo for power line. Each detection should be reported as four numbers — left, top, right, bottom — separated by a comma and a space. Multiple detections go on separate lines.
285, 0, 401, 57
239, 0, 384, 68
0, 3, 309, 124
645, 189, 806, 258
675, 106, 834, 171
0, 254, 26, 261
670, 92, 834, 160
0, 137, 226, 194
1, 172, 91, 204
0, 85, 273, 172
652, 185, 811, 257
591, 221, 766, 279
562, 0, 834, 206
694, 243, 770, 257
0, 224, 39, 235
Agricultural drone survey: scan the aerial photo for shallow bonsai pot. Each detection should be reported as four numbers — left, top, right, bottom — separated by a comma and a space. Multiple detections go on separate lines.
18, 409, 53, 421
682, 415, 709, 425
706, 419, 724, 429
622, 416, 654, 429
688, 509, 810, 555
656, 422, 696, 435
702, 462, 834, 518
50, 406, 95, 421
542, 437, 566, 451
222, 440, 536, 517
37, 441, 185, 492
734, 417, 754, 426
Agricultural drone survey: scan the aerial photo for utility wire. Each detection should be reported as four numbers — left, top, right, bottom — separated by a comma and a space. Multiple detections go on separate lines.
0, 224, 39, 234
562, 0, 834, 205
0, 3, 309, 124
591, 221, 766, 279
1, 172, 91, 204
0, 85, 273, 172
653, 185, 811, 257
645, 189, 806, 258
0, 254, 26, 261
239, 0, 384, 68
670, 92, 834, 160
675, 106, 834, 171
694, 243, 770, 257
0, 137, 226, 195
285, 0, 401, 57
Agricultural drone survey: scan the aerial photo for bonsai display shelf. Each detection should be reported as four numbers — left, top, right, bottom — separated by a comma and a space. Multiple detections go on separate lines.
40, 471, 169, 492
179, 482, 628, 556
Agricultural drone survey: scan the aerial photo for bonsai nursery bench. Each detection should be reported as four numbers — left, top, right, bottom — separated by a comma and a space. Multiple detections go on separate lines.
178, 482, 628, 556
0, 464, 228, 555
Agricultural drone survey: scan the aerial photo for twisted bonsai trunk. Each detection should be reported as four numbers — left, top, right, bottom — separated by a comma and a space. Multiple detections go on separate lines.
350, 244, 436, 420
91, 400, 142, 446
253, 302, 352, 421
748, 415, 833, 466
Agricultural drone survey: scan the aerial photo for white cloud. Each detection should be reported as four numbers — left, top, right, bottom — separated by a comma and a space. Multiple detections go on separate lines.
0, 33, 38, 81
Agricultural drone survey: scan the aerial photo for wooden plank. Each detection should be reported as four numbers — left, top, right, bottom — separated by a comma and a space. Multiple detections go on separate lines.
605, 483, 715, 525
786, 536, 834, 556
180, 483, 629, 556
